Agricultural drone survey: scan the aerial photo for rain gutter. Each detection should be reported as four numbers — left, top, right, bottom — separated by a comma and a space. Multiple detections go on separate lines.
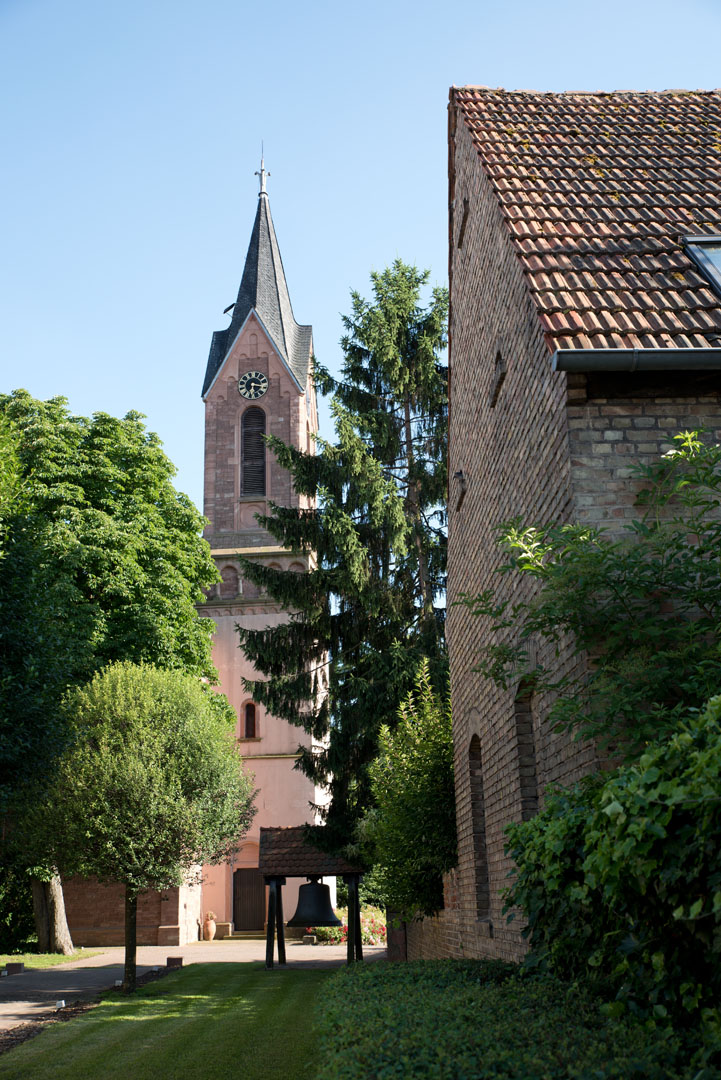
552, 348, 721, 373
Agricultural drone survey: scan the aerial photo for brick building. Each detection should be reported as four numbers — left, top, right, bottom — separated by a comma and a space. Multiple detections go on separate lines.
407, 87, 721, 961
65, 166, 326, 945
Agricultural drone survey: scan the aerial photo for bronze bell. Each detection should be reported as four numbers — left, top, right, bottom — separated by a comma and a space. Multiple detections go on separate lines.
287, 877, 341, 928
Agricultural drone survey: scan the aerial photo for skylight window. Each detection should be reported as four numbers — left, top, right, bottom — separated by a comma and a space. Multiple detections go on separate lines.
684, 235, 721, 297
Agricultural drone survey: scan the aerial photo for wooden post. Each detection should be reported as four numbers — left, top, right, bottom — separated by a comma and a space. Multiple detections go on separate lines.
276, 877, 286, 965
346, 875, 357, 966
265, 877, 276, 969
354, 876, 363, 962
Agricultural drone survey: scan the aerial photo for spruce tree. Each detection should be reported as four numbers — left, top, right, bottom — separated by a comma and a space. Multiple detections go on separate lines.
237, 262, 448, 850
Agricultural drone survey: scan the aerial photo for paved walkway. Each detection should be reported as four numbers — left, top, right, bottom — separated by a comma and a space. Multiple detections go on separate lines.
0, 940, 386, 1031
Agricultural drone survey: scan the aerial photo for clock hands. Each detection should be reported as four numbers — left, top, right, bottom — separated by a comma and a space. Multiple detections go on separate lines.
238, 371, 268, 400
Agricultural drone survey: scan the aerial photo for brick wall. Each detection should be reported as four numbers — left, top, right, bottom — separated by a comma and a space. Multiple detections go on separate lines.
63, 877, 202, 947
405, 869, 463, 961
64, 878, 162, 947
202, 314, 306, 546
444, 103, 602, 963
440, 101, 721, 966
567, 372, 721, 524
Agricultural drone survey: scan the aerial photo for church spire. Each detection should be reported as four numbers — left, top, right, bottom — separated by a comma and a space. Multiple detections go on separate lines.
202, 165, 312, 399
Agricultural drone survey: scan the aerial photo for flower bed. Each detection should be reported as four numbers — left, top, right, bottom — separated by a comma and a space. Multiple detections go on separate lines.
307, 904, 386, 946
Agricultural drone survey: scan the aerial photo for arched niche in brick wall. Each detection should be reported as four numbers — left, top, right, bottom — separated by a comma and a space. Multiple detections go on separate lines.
514, 678, 539, 822
242, 576, 261, 600
468, 734, 491, 921
219, 565, 239, 599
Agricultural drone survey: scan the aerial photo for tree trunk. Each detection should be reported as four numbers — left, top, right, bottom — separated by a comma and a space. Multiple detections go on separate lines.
403, 396, 433, 621
30, 879, 50, 952
31, 874, 74, 954
123, 888, 137, 993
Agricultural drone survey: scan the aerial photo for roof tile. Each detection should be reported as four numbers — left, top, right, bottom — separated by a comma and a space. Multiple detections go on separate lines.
258, 826, 362, 879
453, 88, 721, 351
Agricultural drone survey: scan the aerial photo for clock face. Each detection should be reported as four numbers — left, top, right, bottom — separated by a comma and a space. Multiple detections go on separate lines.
238, 370, 268, 400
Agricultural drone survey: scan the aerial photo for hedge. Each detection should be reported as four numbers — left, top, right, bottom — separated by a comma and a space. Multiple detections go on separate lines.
314, 960, 719, 1080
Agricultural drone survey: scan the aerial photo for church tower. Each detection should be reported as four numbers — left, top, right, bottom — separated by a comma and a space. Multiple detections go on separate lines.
199, 165, 324, 931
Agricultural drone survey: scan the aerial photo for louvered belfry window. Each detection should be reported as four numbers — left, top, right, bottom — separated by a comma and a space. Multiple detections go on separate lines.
242, 407, 266, 496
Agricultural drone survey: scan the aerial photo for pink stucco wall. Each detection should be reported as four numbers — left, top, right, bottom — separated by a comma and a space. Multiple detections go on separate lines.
199, 311, 328, 929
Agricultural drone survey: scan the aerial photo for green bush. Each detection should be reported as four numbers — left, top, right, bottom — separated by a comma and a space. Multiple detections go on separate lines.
314, 960, 712, 1079
366, 661, 456, 919
505, 695, 721, 1023
0, 852, 35, 952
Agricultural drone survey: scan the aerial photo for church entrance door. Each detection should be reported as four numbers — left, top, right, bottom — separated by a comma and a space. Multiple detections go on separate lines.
233, 868, 266, 930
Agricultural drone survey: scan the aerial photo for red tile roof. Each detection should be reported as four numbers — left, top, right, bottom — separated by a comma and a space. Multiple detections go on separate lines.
451, 88, 721, 353
258, 826, 362, 878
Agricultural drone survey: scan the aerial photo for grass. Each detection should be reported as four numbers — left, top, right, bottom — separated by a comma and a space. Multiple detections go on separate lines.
0, 962, 332, 1080
0, 949, 102, 970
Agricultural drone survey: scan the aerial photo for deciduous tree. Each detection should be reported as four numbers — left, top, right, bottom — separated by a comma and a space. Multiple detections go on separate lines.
19, 662, 255, 990
366, 660, 456, 919
0, 391, 219, 950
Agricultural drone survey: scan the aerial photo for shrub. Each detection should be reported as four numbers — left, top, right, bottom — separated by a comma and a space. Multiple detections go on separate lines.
366, 661, 456, 919
0, 851, 35, 952
314, 960, 711, 1079
505, 695, 721, 1023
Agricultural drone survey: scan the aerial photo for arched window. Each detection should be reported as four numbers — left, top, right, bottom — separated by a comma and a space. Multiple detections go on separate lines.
244, 703, 257, 739
242, 407, 266, 496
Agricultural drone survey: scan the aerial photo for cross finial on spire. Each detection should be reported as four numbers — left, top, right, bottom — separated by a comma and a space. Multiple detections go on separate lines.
255, 150, 269, 196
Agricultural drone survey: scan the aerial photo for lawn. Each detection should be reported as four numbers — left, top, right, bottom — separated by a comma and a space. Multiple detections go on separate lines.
0, 950, 101, 970
0, 962, 332, 1080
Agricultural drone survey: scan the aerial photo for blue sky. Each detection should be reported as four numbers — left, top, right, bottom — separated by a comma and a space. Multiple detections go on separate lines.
2, 0, 720, 509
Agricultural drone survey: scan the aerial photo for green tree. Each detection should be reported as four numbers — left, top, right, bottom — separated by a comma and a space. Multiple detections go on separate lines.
0, 391, 219, 950
366, 661, 456, 919
0, 414, 20, 555
237, 262, 448, 849
19, 662, 255, 991
461, 431, 721, 753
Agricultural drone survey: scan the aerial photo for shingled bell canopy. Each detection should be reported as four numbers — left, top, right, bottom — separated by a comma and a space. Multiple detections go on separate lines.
258, 827, 365, 969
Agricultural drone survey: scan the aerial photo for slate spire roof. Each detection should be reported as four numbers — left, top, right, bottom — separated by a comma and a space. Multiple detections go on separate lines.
202, 186, 312, 397
450, 87, 721, 353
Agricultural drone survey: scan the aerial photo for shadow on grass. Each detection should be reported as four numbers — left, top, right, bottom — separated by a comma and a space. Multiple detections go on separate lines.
0, 962, 331, 1080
